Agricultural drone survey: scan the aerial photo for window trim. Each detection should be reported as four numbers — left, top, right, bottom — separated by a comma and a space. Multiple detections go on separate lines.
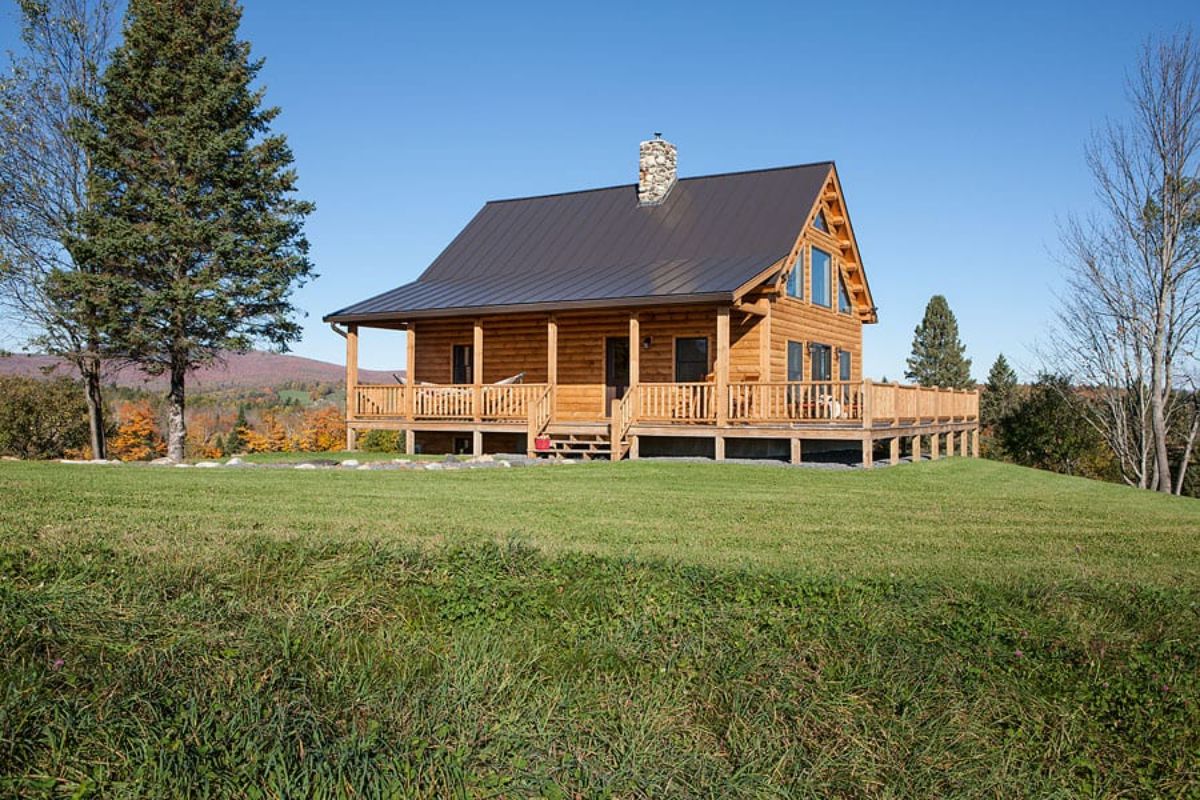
838, 270, 853, 315
786, 340, 805, 382
809, 342, 833, 381
673, 335, 712, 382
811, 245, 832, 308
785, 248, 805, 300
839, 349, 852, 382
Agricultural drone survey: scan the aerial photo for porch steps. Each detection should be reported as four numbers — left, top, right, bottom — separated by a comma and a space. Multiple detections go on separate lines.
539, 433, 618, 461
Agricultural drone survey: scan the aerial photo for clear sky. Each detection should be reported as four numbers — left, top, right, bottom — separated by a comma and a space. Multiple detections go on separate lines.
3, 0, 1197, 378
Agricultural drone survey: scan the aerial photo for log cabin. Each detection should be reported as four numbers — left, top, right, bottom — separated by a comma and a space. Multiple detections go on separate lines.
324, 137, 979, 464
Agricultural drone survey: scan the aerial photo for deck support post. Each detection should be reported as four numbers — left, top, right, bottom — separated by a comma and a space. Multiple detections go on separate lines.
473, 319, 483, 422
861, 437, 874, 469
960, 428, 969, 457
714, 434, 726, 462
405, 323, 416, 419
715, 306, 730, 426
889, 436, 900, 466
971, 428, 980, 458
547, 315, 558, 396
629, 435, 639, 460
790, 437, 802, 465
911, 435, 923, 462
345, 324, 359, 450
931, 431, 940, 460
405, 427, 415, 455
472, 429, 482, 457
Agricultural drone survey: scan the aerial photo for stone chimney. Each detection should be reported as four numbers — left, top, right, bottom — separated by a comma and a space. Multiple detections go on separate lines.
638, 134, 677, 205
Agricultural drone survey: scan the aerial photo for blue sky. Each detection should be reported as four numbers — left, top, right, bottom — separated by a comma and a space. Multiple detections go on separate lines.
3, 0, 1197, 378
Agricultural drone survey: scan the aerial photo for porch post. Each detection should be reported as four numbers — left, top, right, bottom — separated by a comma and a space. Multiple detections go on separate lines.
547, 315, 558, 388
759, 301, 772, 381
405, 323, 416, 419
716, 306, 730, 427
345, 324, 359, 451
473, 318, 483, 422
628, 312, 639, 392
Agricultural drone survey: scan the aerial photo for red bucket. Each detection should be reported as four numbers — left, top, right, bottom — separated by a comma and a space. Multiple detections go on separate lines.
534, 435, 552, 451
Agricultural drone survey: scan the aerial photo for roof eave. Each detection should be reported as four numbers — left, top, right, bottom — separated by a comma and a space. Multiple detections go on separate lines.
323, 291, 735, 326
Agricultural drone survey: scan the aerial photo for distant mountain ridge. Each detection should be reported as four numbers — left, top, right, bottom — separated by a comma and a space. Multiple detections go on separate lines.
0, 351, 402, 389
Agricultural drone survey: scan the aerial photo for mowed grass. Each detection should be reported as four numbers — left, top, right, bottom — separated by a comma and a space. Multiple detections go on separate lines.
0, 458, 1197, 797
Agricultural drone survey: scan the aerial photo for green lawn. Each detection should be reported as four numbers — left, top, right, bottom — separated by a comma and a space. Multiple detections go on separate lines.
1, 458, 1197, 797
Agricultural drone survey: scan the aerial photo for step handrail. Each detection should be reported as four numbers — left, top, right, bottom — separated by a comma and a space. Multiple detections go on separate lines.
610, 387, 636, 460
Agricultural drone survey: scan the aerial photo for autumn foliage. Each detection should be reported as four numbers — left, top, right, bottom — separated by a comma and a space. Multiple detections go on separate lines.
109, 402, 166, 461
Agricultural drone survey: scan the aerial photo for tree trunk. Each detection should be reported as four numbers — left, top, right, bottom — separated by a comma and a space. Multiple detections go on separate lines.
166, 362, 187, 462
82, 356, 106, 460
1150, 306, 1172, 493
1174, 410, 1199, 496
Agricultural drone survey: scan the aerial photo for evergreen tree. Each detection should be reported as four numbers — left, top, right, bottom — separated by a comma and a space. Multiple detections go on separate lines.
225, 405, 248, 455
905, 295, 973, 388
980, 353, 1019, 427
65, 0, 314, 461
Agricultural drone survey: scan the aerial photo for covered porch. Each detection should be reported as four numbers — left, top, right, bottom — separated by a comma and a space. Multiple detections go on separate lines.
337, 306, 980, 464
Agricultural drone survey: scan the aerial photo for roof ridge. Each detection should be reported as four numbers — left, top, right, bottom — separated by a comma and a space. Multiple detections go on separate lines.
485, 161, 835, 205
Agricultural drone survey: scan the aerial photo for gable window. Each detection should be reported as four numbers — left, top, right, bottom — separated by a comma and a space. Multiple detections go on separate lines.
452, 344, 473, 384
787, 341, 804, 382
839, 349, 852, 381
811, 247, 832, 307
838, 275, 853, 314
813, 209, 829, 232
675, 337, 709, 382
786, 252, 804, 299
810, 343, 832, 381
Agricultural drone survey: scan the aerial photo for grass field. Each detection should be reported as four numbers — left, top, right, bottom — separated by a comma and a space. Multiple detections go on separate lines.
1, 458, 1197, 797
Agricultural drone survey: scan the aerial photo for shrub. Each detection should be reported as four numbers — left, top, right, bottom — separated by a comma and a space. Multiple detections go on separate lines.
0, 376, 92, 459
360, 429, 405, 452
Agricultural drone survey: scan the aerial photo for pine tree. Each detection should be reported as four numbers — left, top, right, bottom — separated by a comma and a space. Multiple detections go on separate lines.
980, 353, 1019, 427
224, 405, 247, 455
905, 295, 973, 388
66, 0, 314, 461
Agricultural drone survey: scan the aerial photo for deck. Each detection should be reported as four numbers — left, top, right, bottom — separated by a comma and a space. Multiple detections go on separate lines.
346, 379, 980, 464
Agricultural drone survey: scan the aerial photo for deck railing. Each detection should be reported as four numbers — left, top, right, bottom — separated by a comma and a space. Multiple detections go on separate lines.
353, 384, 407, 417
727, 381, 862, 423
350, 380, 978, 427
636, 382, 716, 422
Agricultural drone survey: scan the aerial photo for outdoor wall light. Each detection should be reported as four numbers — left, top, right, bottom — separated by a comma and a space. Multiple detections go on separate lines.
642, 336, 653, 350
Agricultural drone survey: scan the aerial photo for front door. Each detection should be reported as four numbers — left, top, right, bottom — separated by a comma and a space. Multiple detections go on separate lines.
605, 337, 630, 416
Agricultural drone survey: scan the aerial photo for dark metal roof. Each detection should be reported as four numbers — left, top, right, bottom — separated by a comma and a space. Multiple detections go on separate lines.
325, 162, 835, 323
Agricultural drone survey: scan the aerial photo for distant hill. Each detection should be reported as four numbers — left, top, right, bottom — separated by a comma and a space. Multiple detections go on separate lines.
0, 351, 403, 390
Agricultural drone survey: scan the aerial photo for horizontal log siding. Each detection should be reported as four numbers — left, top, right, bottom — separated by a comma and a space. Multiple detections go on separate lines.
769, 296, 862, 383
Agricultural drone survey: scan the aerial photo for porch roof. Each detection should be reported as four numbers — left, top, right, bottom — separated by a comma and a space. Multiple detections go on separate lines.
325, 162, 835, 323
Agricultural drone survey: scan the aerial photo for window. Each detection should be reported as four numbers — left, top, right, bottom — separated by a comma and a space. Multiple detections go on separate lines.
811, 247, 831, 307
839, 349, 852, 381
675, 337, 709, 382
813, 209, 829, 232
810, 343, 832, 381
452, 344, 473, 384
838, 275, 852, 314
786, 252, 804, 299
787, 341, 804, 382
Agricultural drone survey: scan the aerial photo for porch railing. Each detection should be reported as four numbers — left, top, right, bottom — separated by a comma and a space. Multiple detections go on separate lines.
727, 381, 863, 422
636, 382, 717, 422
349, 380, 979, 427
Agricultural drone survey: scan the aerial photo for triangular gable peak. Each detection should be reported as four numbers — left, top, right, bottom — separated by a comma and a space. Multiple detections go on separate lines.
756, 165, 876, 323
